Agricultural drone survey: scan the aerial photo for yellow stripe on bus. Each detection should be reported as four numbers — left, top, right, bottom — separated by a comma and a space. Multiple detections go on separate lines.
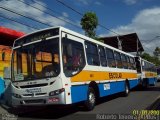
144, 72, 157, 78
71, 70, 137, 82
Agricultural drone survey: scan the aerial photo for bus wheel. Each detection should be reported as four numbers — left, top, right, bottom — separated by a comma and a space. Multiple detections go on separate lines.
142, 79, 148, 88
152, 79, 156, 86
84, 87, 96, 111
123, 82, 130, 97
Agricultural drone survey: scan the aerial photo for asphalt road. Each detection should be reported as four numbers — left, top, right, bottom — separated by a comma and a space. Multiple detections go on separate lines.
0, 82, 160, 120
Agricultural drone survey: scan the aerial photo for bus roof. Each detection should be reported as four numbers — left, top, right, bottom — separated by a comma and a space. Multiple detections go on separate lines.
14, 26, 135, 57
141, 57, 155, 65
60, 27, 135, 57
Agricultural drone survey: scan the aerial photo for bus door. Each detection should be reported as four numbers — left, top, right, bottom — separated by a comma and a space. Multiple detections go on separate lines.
135, 57, 142, 78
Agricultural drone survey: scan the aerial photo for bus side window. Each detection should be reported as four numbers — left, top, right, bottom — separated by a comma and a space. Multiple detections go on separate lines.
146, 62, 148, 71
106, 48, 116, 68
85, 41, 100, 66
148, 63, 150, 72
130, 57, 135, 70
114, 51, 123, 68
121, 54, 128, 69
126, 56, 131, 69
98, 46, 107, 67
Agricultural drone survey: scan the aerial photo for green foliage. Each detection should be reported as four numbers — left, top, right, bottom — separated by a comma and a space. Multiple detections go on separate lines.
153, 47, 160, 56
140, 47, 160, 66
81, 12, 98, 39
140, 52, 151, 60
94, 37, 104, 43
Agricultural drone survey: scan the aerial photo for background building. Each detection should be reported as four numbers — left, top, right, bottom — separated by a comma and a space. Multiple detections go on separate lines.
0, 26, 24, 97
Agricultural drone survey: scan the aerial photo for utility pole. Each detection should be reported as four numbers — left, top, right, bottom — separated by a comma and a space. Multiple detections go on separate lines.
136, 38, 139, 56
117, 36, 122, 50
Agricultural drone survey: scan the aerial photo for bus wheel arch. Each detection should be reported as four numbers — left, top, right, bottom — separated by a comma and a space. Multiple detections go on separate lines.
84, 81, 99, 111
88, 81, 100, 100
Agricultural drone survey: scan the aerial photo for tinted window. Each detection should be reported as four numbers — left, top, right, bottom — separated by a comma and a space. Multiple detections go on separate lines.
130, 57, 135, 70
114, 51, 123, 68
63, 38, 85, 77
106, 48, 116, 67
98, 46, 107, 66
126, 56, 131, 69
121, 54, 128, 69
85, 41, 100, 66
12, 38, 60, 81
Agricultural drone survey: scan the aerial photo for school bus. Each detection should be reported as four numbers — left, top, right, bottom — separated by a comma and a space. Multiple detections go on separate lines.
11, 26, 141, 110
135, 56, 157, 87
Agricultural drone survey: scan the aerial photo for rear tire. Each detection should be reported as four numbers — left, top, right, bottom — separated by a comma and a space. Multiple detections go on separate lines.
84, 87, 96, 111
123, 82, 130, 97
152, 78, 156, 86
142, 79, 148, 88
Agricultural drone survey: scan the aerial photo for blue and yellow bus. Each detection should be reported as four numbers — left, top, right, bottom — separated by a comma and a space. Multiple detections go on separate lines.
135, 56, 157, 87
11, 26, 145, 110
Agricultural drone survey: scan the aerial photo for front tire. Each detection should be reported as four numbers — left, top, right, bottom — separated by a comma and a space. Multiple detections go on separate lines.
84, 87, 96, 111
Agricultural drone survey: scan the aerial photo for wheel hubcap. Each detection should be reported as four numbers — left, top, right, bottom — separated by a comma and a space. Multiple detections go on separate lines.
89, 92, 95, 105
126, 85, 129, 93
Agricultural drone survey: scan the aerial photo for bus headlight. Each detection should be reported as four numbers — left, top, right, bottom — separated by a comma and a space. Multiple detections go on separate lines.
12, 93, 22, 98
49, 88, 65, 96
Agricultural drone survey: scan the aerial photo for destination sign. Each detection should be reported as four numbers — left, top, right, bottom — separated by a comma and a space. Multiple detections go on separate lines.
14, 28, 59, 47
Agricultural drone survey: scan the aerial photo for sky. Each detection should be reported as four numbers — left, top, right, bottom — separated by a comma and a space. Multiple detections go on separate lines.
0, 0, 160, 54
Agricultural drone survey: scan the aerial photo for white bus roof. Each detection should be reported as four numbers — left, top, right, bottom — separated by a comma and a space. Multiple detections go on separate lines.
60, 27, 135, 57
141, 58, 155, 65
14, 26, 135, 58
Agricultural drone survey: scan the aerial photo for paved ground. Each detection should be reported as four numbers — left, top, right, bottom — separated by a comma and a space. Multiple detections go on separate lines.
0, 82, 160, 120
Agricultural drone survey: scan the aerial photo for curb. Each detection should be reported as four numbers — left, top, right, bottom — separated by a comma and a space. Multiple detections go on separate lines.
148, 96, 160, 110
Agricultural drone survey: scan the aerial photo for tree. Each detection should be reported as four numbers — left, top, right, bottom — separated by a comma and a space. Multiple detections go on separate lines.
153, 47, 160, 57
153, 47, 160, 66
140, 51, 160, 66
140, 52, 152, 61
81, 12, 98, 39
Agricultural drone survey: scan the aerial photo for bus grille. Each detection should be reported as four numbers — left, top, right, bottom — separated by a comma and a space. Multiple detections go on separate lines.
20, 83, 48, 88
23, 93, 47, 97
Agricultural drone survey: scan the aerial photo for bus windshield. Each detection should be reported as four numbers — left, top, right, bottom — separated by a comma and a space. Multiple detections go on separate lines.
12, 38, 60, 81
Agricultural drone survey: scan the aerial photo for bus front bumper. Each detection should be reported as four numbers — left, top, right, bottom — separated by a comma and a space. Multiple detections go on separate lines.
11, 92, 66, 107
